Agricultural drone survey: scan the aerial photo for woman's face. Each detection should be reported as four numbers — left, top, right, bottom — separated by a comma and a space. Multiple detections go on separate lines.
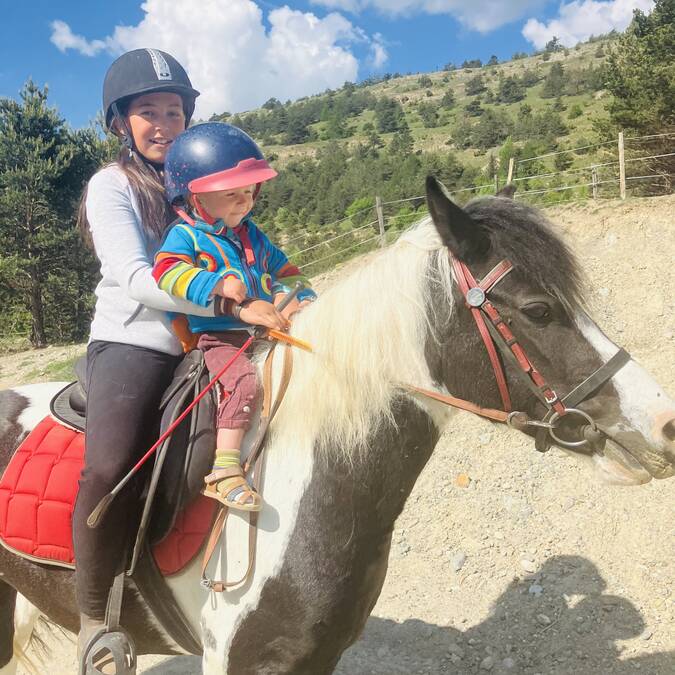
194, 185, 256, 227
124, 92, 186, 164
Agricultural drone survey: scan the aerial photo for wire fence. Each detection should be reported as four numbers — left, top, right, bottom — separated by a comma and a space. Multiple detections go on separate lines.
2, 133, 672, 349
271, 130, 673, 277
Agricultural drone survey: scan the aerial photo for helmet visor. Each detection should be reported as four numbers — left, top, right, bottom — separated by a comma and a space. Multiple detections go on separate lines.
188, 158, 277, 194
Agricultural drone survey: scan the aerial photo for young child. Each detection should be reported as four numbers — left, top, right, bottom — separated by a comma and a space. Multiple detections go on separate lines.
153, 122, 316, 511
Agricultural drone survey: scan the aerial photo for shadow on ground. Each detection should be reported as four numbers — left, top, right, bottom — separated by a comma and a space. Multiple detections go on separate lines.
143, 555, 674, 674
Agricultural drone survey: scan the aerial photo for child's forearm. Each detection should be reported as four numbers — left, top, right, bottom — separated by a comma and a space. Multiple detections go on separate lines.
152, 253, 221, 307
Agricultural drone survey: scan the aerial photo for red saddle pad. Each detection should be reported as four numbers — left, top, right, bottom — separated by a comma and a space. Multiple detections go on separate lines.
0, 416, 215, 575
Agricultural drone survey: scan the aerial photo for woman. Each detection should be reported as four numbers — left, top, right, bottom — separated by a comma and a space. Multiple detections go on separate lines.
73, 48, 223, 660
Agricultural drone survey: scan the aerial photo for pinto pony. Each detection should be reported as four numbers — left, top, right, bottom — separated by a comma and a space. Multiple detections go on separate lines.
0, 177, 672, 674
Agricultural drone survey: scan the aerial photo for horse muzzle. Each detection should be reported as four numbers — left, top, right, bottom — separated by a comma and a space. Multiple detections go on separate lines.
590, 412, 675, 484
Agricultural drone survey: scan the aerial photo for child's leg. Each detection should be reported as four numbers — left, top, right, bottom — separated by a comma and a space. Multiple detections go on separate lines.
198, 332, 261, 511
217, 428, 246, 449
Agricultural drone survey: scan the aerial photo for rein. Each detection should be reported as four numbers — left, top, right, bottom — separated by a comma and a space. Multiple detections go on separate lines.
409, 254, 631, 452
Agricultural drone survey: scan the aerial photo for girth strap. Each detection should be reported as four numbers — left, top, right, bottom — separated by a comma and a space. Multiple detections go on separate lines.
201, 342, 294, 592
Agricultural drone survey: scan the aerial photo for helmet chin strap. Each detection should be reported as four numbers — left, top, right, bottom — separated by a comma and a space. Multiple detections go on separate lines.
192, 195, 216, 225
173, 207, 195, 226
111, 102, 134, 152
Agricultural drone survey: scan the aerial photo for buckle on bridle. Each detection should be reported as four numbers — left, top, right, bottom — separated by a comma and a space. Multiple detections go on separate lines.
543, 390, 560, 406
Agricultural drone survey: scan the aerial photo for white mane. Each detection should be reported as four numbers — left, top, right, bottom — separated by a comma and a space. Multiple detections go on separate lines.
269, 217, 454, 459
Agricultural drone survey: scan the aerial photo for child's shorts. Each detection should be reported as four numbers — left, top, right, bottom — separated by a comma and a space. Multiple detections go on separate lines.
197, 331, 260, 430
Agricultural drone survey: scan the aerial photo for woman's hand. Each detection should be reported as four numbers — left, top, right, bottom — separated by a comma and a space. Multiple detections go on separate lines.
215, 276, 247, 303
239, 300, 290, 331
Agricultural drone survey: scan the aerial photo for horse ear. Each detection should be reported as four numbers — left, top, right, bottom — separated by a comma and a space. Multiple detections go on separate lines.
497, 183, 517, 199
425, 175, 489, 261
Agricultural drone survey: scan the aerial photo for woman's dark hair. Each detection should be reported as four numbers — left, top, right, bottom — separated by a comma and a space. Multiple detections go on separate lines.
77, 146, 174, 249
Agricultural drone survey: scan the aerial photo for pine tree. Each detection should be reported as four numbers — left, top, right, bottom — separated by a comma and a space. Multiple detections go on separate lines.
465, 74, 487, 96
605, 0, 675, 132
0, 82, 101, 347
542, 63, 567, 98
388, 124, 414, 155
418, 102, 439, 128
497, 75, 526, 103
440, 89, 456, 109
374, 98, 406, 133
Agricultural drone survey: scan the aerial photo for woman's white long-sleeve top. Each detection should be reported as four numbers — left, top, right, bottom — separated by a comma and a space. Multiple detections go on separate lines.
87, 165, 214, 355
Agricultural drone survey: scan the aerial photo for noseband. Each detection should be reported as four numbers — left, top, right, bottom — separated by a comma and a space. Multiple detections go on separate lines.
409, 255, 631, 452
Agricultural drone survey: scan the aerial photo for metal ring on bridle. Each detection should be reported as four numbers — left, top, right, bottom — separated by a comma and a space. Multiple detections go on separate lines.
548, 408, 597, 448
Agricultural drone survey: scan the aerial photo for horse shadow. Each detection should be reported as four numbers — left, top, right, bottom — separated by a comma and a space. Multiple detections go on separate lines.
142, 555, 673, 674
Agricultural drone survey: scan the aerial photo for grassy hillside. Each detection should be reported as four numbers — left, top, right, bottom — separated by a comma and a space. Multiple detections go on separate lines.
213, 37, 614, 171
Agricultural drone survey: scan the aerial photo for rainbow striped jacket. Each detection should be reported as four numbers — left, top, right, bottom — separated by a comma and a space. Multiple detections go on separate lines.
153, 216, 315, 333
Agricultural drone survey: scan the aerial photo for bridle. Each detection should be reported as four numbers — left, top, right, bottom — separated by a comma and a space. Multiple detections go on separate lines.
408, 254, 631, 452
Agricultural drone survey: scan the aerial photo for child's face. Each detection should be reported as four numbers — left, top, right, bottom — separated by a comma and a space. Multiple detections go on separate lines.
124, 92, 186, 164
195, 185, 255, 227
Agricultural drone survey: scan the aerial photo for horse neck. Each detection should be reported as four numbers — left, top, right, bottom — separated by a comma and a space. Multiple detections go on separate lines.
190, 398, 441, 672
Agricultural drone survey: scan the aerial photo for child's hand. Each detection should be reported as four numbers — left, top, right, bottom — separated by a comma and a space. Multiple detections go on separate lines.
239, 300, 291, 331
274, 294, 313, 320
215, 276, 247, 303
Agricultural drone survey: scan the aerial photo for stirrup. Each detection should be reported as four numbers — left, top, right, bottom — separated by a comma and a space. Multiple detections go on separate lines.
79, 627, 137, 675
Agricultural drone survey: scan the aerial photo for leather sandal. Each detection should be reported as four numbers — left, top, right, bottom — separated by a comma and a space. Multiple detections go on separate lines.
203, 466, 262, 512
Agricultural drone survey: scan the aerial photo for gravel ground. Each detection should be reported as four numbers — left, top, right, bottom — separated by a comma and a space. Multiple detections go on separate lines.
12, 194, 675, 674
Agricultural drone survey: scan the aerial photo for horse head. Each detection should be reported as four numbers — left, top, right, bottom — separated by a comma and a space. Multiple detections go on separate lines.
425, 176, 675, 485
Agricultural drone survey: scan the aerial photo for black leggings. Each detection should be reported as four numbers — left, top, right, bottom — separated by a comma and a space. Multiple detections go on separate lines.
72, 340, 180, 619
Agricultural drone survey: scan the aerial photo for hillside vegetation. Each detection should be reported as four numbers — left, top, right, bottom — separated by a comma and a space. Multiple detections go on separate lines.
220, 38, 608, 165
206, 10, 672, 247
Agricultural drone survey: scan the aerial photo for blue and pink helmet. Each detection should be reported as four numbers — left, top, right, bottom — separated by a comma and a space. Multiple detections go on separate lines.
164, 122, 277, 211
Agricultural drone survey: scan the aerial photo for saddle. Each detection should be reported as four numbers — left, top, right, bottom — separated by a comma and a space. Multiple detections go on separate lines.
50, 349, 217, 553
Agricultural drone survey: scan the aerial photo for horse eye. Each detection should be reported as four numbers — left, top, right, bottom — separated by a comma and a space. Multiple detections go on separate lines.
522, 302, 551, 320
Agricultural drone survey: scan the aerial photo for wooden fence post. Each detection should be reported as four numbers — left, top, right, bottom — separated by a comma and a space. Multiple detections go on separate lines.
507, 157, 514, 184
494, 174, 499, 194
591, 166, 598, 199
375, 196, 386, 248
618, 131, 626, 200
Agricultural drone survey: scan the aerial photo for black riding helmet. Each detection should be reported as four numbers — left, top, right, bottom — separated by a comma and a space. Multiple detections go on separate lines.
103, 48, 200, 148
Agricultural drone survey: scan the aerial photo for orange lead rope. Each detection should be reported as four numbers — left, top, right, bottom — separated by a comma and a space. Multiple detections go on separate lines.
266, 328, 313, 353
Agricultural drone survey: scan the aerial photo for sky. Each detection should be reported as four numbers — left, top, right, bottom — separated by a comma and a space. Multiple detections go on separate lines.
1, 0, 654, 129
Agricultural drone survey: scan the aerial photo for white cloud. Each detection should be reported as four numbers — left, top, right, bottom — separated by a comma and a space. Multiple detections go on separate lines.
50, 20, 109, 57
310, 0, 547, 32
369, 33, 389, 68
49, 0, 384, 117
522, 0, 654, 49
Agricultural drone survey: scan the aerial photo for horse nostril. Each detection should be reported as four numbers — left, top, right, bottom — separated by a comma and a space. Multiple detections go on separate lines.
662, 418, 675, 443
